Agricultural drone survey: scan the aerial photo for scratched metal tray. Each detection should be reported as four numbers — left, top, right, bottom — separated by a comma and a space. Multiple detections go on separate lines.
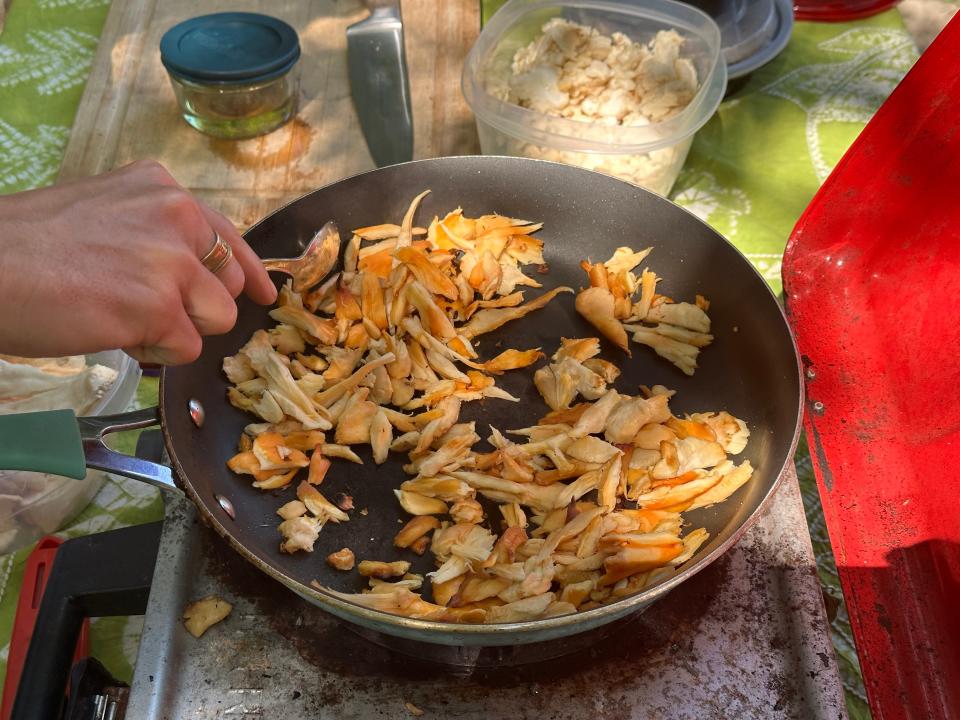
125, 466, 846, 720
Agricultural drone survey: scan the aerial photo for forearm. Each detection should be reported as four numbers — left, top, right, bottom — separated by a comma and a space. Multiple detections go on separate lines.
0, 193, 56, 355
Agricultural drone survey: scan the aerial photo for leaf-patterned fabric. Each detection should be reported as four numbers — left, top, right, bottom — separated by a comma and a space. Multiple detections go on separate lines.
0, 120, 70, 191
671, 15, 917, 294
0, 27, 100, 95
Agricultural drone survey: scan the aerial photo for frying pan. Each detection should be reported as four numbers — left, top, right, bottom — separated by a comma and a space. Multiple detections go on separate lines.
0, 156, 802, 646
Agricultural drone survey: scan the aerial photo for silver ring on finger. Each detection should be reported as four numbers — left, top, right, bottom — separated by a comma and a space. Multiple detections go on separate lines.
200, 231, 233, 275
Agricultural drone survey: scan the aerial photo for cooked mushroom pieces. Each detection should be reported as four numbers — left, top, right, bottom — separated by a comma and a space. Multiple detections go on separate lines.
222, 193, 751, 624
533, 339, 613, 411
327, 547, 356, 570
318, 360, 753, 621
224, 193, 572, 556
574, 247, 714, 374
182, 596, 233, 638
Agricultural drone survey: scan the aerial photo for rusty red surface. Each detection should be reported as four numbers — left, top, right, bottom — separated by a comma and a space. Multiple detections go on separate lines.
783, 14, 960, 720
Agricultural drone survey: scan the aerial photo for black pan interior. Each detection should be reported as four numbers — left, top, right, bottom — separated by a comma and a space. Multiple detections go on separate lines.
162, 156, 801, 603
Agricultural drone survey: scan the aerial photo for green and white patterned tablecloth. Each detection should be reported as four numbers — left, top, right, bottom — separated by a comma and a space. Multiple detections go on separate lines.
0, 1, 925, 717
673, 16, 917, 295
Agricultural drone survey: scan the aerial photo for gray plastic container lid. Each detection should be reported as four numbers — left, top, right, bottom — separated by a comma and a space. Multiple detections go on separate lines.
685, 0, 793, 77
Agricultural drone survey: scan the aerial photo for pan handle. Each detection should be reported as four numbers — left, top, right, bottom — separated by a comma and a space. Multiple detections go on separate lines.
0, 407, 177, 491
78, 407, 177, 491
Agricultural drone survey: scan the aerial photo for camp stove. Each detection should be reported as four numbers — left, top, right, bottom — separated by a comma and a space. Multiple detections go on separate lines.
126, 472, 846, 718
12, 435, 848, 719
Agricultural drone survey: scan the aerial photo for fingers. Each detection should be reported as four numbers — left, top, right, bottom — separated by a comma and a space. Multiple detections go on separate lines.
198, 202, 277, 306
123, 259, 235, 365
120, 162, 275, 306
105, 162, 276, 368
197, 219, 245, 299
123, 310, 203, 366
182, 259, 239, 337
120, 164, 276, 304
127, 257, 237, 365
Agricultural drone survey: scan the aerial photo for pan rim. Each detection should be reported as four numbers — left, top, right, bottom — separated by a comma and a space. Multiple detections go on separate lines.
161, 155, 804, 640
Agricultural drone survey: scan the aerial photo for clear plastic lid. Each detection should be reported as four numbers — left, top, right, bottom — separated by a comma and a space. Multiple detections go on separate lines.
686, 0, 795, 79
685, 0, 778, 66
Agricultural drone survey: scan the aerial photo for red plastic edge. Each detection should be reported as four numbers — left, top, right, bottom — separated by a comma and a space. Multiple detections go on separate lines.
783, 14, 960, 720
793, 0, 897, 22
0, 537, 90, 720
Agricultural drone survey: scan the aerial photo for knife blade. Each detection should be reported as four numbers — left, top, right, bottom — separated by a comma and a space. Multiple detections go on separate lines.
346, 1, 414, 167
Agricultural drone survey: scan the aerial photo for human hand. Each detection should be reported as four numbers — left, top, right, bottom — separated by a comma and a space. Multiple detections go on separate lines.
0, 160, 277, 364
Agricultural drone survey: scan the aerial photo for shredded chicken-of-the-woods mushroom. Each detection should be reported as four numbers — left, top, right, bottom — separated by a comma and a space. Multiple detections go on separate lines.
224, 193, 750, 624
575, 247, 714, 374
182, 596, 233, 638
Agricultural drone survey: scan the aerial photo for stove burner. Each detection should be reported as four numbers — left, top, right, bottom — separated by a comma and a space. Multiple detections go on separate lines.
15, 432, 845, 719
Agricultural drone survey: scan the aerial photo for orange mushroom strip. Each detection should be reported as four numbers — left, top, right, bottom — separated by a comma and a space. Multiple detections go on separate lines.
395, 515, 441, 548
394, 246, 459, 300
483, 348, 544, 374
575, 287, 630, 355
460, 287, 573, 339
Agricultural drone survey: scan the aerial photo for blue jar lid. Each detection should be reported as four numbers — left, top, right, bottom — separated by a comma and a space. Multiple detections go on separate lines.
160, 12, 300, 85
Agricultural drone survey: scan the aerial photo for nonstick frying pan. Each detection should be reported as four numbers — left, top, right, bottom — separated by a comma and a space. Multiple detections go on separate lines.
0, 156, 802, 646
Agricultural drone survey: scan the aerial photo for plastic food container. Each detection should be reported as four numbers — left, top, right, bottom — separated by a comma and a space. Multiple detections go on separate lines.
160, 12, 301, 139
0, 351, 141, 553
462, 0, 726, 196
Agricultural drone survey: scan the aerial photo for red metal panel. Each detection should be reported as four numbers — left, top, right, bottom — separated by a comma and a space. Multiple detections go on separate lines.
783, 15, 960, 719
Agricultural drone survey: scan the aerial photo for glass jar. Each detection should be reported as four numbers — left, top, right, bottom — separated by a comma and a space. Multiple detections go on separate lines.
160, 12, 301, 140
167, 69, 300, 140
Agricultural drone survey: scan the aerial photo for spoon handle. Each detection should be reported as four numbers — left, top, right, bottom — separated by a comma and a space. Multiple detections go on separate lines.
261, 259, 295, 274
